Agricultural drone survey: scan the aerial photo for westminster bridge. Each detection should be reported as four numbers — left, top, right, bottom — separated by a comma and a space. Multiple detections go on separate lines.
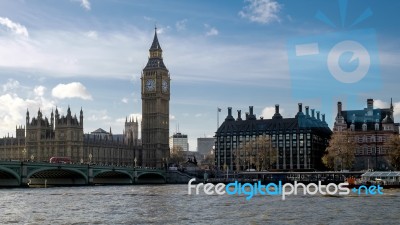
0, 161, 177, 187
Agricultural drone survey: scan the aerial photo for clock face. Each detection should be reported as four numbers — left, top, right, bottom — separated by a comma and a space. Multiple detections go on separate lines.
145, 79, 155, 92
162, 80, 168, 93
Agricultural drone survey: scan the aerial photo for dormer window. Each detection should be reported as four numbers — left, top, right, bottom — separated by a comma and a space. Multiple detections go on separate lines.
362, 123, 367, 131
375, 123, 379, 131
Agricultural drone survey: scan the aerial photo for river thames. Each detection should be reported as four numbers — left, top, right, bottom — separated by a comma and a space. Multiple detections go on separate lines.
0, 185, 399, 225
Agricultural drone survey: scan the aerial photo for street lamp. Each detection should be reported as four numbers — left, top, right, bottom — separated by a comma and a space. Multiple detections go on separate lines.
88, 153, 92, 164
375, 131, 378, 171
134, 157, 137, 168
30, 154, 34, 162
22, 148, 26, 161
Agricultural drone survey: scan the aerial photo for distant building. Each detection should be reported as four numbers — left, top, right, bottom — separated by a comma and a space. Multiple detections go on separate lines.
169, 132, 189, 152
197, 137, 214, 155
0, 108, 141, 166
215, 104, 332, 171
333, 99, 399, 170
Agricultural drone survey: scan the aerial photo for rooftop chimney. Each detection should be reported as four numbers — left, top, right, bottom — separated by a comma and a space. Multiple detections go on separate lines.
237, 110, 242, 121
305, 106, 310, 117
225, 107, 234, 121
337, 101, 342, 116
367, 99, 374, 110
311, 109, 315, 118
298, 103, 303, 113
247, 106, 256, 120
272, 104, 283, 119
317, 111, 320, 121
322, 114, 326, 122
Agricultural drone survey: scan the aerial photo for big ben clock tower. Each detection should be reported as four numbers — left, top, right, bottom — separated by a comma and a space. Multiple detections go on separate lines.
141, 28, 170, 167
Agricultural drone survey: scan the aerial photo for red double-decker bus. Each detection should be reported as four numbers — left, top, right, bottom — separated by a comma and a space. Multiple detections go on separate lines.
49, 157, 71, 164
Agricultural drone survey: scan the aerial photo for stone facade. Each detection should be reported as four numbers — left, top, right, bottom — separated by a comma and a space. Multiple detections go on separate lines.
333, 99, 399, 170
0, 108, 140, 166
215, 104, 332, 171
141, 28, 170, 168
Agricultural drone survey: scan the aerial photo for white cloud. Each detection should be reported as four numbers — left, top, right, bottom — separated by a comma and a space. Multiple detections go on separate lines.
170, 114, 176, 121
239, 0, 282, 24
0, 25, 289, 86
86, 109, 110, 121
0, 85, 56, 136
156, 26, 171, 34
34, 86, 46, 97
176, 19, 187, 31
85, 30, 98, 39
2, 79, 20, 92
204, 24, 219, 36
374, 99, 388, 109
261, 105, 285, 119
121, 97, 128, 103
80, 0, 91, 11
0, 17, 29, 37
51, 82, 92, 100
195, 113, 203, 118
375, 99, 400, 117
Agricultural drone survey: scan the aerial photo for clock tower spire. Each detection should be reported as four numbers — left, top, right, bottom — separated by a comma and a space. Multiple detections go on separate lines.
141, 28, 170, 167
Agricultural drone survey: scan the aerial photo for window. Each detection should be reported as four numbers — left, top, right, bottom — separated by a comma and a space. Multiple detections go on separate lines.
362, 124, 367, 131
366, 146, 371, 155
357, 147, 364, 155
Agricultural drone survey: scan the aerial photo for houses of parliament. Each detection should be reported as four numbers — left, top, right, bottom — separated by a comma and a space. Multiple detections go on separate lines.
0, 29, 170, 167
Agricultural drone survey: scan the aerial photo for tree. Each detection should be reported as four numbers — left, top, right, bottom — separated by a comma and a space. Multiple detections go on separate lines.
322, 131, 357, 170
202, 151, 215, 169
384, 134, 400, 170
255, 135, 277, 171
234, 135, 277, 171
169, 146, 185, 165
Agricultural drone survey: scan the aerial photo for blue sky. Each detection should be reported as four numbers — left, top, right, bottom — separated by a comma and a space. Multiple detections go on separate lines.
0, 0, 399, 150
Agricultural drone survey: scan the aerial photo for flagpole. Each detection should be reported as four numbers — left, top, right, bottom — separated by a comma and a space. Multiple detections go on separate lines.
217, 107, 220, 130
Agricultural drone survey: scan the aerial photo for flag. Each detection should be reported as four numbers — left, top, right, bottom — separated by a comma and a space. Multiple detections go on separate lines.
218, 107, 221, 112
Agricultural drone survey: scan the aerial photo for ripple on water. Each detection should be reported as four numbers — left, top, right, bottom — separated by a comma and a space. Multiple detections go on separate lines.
0, 185, 399, 224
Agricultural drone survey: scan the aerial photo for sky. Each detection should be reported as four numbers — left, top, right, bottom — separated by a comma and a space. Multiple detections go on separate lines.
0, 0, 399, 151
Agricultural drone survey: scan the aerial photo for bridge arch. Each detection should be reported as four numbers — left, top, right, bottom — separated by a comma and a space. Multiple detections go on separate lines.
137, 172, 166, 184
0, 166, 20, 186
27, 167, 88, 186
93, 170, 133, 184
